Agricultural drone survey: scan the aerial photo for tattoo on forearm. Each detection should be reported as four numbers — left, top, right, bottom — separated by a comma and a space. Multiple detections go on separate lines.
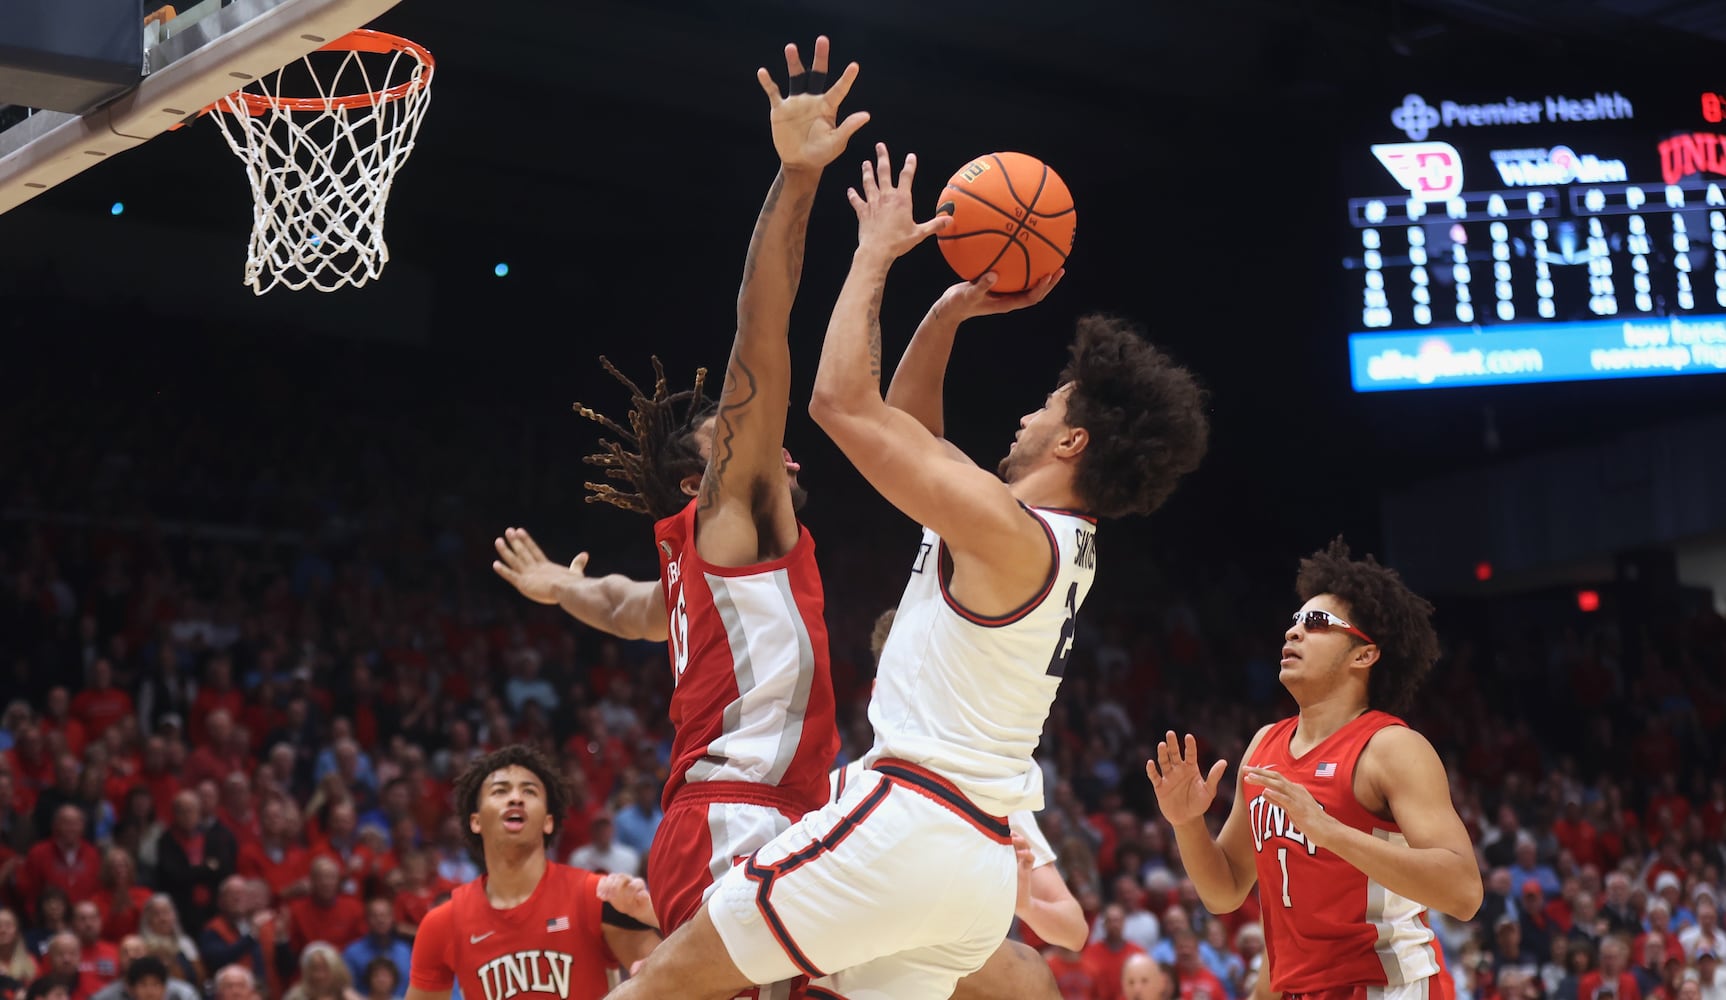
740, 173, 787, 289
866, 280, 886, 379
785, 187, 815, 297
698, 356, 759, 514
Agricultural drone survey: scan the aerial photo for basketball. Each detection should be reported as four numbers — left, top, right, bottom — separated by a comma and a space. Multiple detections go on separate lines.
936, 152, 1076, 294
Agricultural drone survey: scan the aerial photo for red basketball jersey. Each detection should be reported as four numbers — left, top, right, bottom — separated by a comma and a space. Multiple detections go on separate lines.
408, 863, 614, 1000
653, 499, 837, 814
1242, 710, 1450, 996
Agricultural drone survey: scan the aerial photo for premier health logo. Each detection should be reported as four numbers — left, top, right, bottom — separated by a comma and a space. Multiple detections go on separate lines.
1391, 95, 1441, 141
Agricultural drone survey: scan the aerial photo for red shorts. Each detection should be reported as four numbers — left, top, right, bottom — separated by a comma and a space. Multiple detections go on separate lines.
646, 781, 812, 934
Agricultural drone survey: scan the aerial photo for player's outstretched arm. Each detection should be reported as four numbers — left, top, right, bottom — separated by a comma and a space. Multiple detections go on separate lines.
809, 144, 1047, 586
886, 271, 1062, 443
696, 36, 868, 564
1245, 726, 1482, 920
1150, 729, 1263, 914
1019, 865, 1087, 951
492, 528, 668, 642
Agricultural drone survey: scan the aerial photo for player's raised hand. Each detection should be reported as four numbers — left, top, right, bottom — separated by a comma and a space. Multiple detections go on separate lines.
596, 872, 660, 929
1147, 731, 1230, 826
936, 268, 1065, 321
849, 143, 951, 260
492, 527, 582, 606
758, 35, 869, 173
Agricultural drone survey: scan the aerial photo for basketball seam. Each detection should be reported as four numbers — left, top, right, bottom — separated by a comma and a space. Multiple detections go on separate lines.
943, 187, 1071, 259
988, 153, 1075, 219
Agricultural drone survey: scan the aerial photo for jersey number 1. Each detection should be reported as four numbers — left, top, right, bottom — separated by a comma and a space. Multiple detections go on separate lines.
1275, 847, 1292, 907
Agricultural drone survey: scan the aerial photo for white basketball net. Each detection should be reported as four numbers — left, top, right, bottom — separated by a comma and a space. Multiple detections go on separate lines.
209, 34, 432, 294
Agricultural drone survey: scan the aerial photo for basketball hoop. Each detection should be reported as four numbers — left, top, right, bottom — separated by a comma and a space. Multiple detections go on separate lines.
207, 29, 433, 294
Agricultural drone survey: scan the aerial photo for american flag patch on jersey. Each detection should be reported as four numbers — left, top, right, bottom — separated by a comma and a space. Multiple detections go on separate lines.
1314, 762, 1338, 778
546, 916, 569, 933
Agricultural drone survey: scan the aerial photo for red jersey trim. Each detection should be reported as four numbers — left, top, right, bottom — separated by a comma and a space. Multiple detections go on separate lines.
1031, 505, 1097, 524
666, 499, 818, 580
935, 507, 1059, 628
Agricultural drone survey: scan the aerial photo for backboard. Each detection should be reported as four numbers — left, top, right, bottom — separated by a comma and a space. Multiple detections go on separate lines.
0, 0, 405, 215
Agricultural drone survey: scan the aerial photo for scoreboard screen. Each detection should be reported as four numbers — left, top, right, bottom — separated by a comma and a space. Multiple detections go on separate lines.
1345, 85, 1726, 391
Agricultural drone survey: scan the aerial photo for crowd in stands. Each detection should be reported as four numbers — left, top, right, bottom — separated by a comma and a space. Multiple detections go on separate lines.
1, 325, 1723, 1000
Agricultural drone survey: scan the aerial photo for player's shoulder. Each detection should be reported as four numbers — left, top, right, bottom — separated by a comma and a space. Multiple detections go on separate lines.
544, 862, 601, 897
415, 891, 458, 942
1360, 717, 1430, 757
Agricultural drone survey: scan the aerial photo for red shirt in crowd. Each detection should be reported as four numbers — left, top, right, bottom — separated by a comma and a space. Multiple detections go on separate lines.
1178, 965, 1229, 1000
94, 886, 154, 941
1579, 971, 1641, 1000
74, 939, 121, 997
70, 688, 134, 740
1080, 941, 1146, 1000
287, 894, 366, 953
16, 839, 103, 914
1048, 951, 1100, 1000
239, 841, 311, 901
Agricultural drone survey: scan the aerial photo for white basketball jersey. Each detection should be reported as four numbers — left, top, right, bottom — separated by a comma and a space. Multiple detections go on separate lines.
863, 505, 1098, 816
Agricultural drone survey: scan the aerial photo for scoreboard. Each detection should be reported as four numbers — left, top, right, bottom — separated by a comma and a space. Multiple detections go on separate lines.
1344, 85, 1726, 391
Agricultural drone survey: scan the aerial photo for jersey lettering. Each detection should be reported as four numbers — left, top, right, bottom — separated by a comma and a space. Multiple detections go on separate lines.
1073, 527, 1096, 569
912, 541, 933, 574
1248, 793, 1320, 856
474, 950, 575, 1000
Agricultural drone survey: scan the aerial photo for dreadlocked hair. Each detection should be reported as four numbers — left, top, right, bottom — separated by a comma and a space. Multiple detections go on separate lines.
574, 355, 714, 520
1294, 537, 1441, 716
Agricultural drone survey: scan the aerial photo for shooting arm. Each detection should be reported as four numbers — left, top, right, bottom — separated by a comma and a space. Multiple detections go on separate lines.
1171, 728, 1266, 915
553, 575, 668, 643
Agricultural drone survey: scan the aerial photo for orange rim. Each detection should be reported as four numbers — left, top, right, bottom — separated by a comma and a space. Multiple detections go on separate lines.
220, 29, 433, 116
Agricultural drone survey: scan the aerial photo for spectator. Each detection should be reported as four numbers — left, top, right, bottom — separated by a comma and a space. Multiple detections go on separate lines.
1580, 937, 1643, 1000
1151, 907, 1189, 967
1604, 874, 1642, 937
1046, 941, 1099, 1000
1556, 938, 1596, 1000
1121, 953, 1171, 1000
310, 799, 374, 895
1634, 936, 1669, 997
1693, 950, 1723, 1000
24, 976, 71, 1000
1543, 935, 1573, 997
286, 858, 364, 954
18, 808, 102, 917
25, 891, 72, 957
1495, 916, 1541, 980
93, 850, 151, 943
0, 910, 36, 984
610, 775, 661, 859
1512, 839, 1563, 899
430, 817, 478, 888
42, 933, 84, 1000
70, 663, 133, 743
211, 965, 260, 1000
355, 782, 410, 842
1092, 875, 1160, 955
1173, 929, 1226, 1000
1573, 892, 1606, 946
69, 905, 119, 995
183, 713, 246, 792
359, 956, 399, 1000
87, 945, 196, 1000
40, 690, 87, 760
340, 900, 408, 999
1202, 920, 1243, 999
155, 790, 238, 931
1482, 868, 1521, 935
215, 776, 259, 852
281, 943, 361, 1000
242, 799, 312, 904
1682, 900, 1726, 968
196, 878, 266, 990
1084, 905, 1147, 1000
388, 851, 446, 936
136, 897, 200, 989
566, 814, 638, 877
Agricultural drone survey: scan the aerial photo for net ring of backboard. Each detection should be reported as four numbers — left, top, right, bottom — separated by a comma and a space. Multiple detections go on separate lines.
206, 29, 433, 294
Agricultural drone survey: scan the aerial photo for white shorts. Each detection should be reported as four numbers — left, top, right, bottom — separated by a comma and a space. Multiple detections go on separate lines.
707, 760, 1017, 1000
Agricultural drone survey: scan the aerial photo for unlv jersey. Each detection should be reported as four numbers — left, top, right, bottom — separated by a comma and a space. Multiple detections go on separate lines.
1242, 711, 1450, 996
864, 505, 1097, 817
653, 499, 837, 814
408, 864, 614, 1000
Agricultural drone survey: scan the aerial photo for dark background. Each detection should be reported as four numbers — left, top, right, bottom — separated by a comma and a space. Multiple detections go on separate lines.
5, 0, 1726, 605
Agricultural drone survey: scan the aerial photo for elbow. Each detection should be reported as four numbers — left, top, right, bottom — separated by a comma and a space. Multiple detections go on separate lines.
1449, 873, 1485, 922
1047, 922, 1089, 953
808, 390, 846, 430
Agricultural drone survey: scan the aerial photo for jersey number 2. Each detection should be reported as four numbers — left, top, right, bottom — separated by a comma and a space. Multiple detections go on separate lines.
1045, 582, 1079, 677
1275, 847, 1292, 907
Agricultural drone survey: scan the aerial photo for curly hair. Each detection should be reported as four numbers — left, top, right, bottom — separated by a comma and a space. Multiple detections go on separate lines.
1294, 537, 1441, 715
574, 356, 714, 520
1058, 315, 1209, 518
451, 745, 570, 867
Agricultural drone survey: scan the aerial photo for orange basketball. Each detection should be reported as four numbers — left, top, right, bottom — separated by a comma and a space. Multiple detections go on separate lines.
936, 152, 1075, 293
